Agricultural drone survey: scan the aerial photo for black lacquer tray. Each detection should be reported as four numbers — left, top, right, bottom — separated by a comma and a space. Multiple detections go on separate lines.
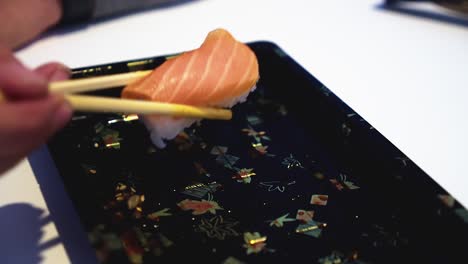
43, 42, 468, 263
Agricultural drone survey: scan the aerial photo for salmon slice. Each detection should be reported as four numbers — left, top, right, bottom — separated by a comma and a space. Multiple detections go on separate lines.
121, 28, 259, 107
121, 29, 259, 148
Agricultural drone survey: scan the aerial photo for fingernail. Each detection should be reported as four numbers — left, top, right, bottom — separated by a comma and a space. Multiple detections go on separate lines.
50, 64, 71, 81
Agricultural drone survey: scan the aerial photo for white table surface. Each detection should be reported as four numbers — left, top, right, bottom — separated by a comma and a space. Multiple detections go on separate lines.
1, 0, 467, 263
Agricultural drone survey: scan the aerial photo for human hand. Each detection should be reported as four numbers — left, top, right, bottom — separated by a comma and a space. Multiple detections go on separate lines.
0, 0, 62, 49
0, 47, 72, 174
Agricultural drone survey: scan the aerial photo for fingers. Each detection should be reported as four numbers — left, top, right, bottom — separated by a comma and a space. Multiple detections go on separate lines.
0, 47, 72, 99
0, 46, 73, 174
0, 94, 72, 166
34, 62, 71, 82
0, 46, 48, 100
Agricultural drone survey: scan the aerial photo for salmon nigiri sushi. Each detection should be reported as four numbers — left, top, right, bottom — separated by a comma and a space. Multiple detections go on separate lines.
122, 28, 259, 147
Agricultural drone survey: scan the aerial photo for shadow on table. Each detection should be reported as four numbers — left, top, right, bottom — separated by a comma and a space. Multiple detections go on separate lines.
28, 146, 98, 264
0, 203, 58, 263
376, 2, 468, 28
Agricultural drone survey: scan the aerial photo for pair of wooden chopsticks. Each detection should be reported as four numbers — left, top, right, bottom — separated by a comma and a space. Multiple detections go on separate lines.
0, 70, 232, 120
